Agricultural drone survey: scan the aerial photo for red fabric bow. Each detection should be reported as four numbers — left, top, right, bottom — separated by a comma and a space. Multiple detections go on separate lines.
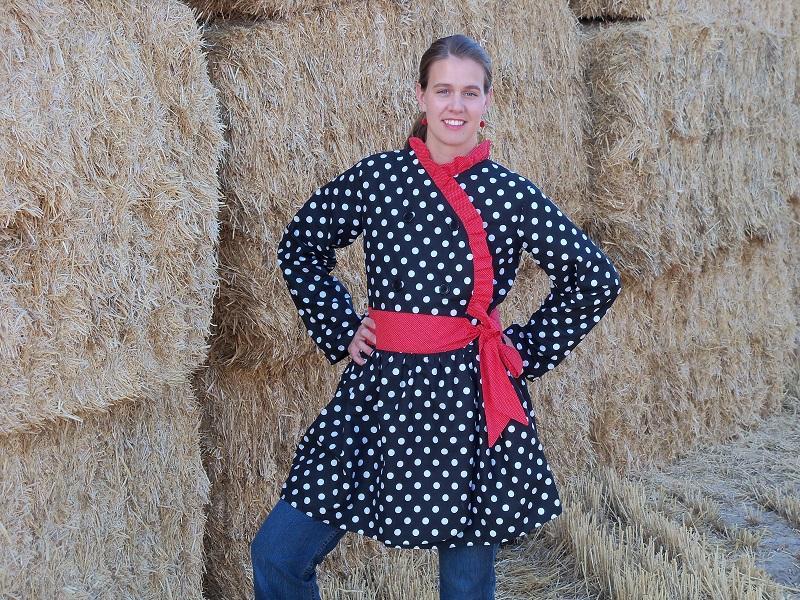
368, 308, 529, 447
476, 310, 528, 446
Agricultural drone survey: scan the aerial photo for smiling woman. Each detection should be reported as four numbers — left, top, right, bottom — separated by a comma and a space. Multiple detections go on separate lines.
408, 36, 494, 163
249, 33, 623, 600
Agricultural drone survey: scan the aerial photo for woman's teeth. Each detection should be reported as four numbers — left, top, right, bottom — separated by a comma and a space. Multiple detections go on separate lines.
444, 119, 466, 127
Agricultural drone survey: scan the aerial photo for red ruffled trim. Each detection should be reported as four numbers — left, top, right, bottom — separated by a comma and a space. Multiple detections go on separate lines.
408, 136, 491, 178
406, 136, 530, 447
408, 136, 493, 322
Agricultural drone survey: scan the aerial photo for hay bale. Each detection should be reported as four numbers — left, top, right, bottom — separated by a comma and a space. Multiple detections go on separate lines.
569, 0, 797, 33
788, 193, 800, 398
204, 0, 589, 366
0, 0, 226, 434
581, 16, 798, 284
0, 384, 209, 598
588, 235, 796, 468
184, 0, 352, 20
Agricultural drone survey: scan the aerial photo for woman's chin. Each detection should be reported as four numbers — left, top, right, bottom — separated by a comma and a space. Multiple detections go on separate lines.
430, 127, 478, 148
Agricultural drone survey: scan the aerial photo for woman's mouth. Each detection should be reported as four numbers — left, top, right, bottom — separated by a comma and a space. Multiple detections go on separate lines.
443, 119, 466, 130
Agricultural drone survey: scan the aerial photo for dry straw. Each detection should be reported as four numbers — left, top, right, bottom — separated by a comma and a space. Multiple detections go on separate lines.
185, 0, 353, 20
203, 0, 589, 367
0, 0, 226, 435
0, 384, 210, 598
789, 190, 800, 392
544, 468, 789, 599
580, 16, 799, 285
588, 235, 796, 468
569, 0, 797, 32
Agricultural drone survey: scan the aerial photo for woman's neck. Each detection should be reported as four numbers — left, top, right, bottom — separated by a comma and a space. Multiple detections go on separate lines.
425, 135, 479, 165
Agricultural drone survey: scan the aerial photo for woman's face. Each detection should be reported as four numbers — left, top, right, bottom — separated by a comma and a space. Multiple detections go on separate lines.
415, 55, 493, 157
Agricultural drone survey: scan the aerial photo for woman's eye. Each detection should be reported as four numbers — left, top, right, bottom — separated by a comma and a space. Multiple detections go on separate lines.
437, 89, 449, 95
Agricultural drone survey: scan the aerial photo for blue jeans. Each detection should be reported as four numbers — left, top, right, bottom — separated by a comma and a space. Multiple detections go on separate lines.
251, 498, 499, 599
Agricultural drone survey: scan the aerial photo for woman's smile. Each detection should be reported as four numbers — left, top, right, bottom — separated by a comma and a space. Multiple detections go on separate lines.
443, 119, 467, 129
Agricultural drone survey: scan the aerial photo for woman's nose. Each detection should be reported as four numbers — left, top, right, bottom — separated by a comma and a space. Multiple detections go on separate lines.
448, 94, 464, 111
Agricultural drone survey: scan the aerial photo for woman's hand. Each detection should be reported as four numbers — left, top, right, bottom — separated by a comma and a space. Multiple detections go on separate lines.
348, 316, 376, 365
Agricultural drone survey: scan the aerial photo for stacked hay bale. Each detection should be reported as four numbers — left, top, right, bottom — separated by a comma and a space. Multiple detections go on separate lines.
196, 0, 595, 595
0, 1, 225, 597
581, 17, 798, 283
0, 386, 210, 597
578, 13, 799, 467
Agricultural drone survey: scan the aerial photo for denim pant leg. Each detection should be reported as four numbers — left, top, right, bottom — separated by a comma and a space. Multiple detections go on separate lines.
438, 542, 499, 600
251, 498, 347, 600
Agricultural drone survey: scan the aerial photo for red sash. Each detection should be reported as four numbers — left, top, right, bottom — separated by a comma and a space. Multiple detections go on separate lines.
365, 137, 530, 448
368, 308, 528, 448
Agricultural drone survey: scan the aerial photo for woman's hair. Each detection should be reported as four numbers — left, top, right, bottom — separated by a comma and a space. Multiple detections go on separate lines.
405, 34, 493, 147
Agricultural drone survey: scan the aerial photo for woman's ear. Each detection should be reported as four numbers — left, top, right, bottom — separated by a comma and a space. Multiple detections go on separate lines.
415, 81, 426, 112
483, 86, 494, 113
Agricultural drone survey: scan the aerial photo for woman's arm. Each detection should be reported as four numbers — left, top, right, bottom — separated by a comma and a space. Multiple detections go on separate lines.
277, 161, 366, 364
504, 181, 622, 381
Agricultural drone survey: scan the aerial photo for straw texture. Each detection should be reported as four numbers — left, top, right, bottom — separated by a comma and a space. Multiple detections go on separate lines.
185, 0, 352, 20
0, 384, 210, 599
580, 16, 799, 284
0, 0, 226, 435
590, 236, 797, 468
569, 0, 797, 31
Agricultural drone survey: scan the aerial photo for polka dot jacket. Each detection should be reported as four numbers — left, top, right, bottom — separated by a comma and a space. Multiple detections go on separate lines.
277, 139, 622, 550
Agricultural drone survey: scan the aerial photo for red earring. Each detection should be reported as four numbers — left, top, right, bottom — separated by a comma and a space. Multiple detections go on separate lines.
480, 119, 486, 128
421, 116, 428, 125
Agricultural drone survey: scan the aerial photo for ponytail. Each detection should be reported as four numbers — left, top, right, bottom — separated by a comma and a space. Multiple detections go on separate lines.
404, 112, 428, 149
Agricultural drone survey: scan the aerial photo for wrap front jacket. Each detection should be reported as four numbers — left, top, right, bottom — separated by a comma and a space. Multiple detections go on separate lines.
277, 137, 622, 549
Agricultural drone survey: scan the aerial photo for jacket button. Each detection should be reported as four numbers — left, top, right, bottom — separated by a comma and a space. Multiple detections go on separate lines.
436, 284, 451, 295
403, 210, 415, 222
393, 279, 403, 291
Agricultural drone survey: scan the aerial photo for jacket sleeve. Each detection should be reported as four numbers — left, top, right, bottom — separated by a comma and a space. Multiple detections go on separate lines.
277, 160, 366, 364
503, 181, 622, 381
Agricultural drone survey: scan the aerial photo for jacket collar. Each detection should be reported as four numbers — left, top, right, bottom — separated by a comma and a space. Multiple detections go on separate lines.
408, 136, 491, 177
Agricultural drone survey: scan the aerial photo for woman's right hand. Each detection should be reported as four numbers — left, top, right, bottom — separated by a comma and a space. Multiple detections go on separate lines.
348, 316, 376, 365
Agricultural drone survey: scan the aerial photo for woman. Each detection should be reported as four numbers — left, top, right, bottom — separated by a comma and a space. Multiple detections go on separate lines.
251, 34, 622, 599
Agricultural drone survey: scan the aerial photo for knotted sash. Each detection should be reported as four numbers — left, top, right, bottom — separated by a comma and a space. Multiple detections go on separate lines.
368, 137, 529, 448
